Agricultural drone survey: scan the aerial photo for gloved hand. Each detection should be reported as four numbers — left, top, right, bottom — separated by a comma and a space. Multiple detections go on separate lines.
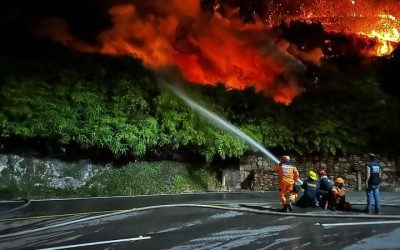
295, 179, 303, 185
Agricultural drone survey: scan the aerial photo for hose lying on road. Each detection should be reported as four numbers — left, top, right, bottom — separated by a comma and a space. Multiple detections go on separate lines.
1, 203, 400, 239
0, 199, 31, 216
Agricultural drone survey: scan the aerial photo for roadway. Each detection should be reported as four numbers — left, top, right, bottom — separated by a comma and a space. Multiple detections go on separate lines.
0, 191, 399, 249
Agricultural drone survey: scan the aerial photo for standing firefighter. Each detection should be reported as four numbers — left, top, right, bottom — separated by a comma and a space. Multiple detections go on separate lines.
365, 153, 381, 214
274, 155, 299, 212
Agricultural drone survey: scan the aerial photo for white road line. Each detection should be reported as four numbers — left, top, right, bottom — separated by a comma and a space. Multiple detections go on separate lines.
37, 236, 151, 250
31, 191, 253, 202
321, 220, 400, 227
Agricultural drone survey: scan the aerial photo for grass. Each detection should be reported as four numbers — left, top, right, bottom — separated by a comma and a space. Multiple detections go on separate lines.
0, 161, 223, 200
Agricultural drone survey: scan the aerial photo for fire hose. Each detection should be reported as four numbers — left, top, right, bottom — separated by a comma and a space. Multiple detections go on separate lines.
0, 202, 400, 239
0, 199, 31, 216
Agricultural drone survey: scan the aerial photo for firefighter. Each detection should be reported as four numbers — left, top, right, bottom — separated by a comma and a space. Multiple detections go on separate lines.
328, 177, 351, 211
365, 153, 381, 214
317, 169, 333, 209
274, 155, 299, 212
296, 170, 319, 208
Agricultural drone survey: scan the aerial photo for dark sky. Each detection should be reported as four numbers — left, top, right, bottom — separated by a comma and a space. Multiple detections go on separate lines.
0, 0, 119, 43
0, 0, 267, 43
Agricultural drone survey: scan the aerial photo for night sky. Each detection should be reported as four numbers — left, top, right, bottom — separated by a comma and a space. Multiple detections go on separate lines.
0, 0, 115, 43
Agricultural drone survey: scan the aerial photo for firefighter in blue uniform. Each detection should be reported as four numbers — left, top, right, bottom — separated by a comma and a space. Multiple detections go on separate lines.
365, 153, 382, 214
296, 170, 319, 208
317, 169, 333, 209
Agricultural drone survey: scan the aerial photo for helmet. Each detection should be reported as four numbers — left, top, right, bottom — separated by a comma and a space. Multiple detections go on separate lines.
282, 155, 290, 161
335, 177, 345, 184
309, 170, 317, 180
319, 169, 327, 176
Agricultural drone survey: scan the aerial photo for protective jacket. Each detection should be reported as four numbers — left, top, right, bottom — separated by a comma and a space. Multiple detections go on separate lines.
317, 176, 333, 208
329, 185, 351, 211
319, 176, 333, 192
296, 178, 319, 208
274, 161, 299, 207
302, 178, 318, 198
367, 161, 381, 186
274, 161, 299, 185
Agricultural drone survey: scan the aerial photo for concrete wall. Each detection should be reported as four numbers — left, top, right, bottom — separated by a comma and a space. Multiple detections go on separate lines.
235, 154, 400, 191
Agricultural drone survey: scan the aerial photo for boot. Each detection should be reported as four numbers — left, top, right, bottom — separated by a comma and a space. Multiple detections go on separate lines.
288, 201, 294, 212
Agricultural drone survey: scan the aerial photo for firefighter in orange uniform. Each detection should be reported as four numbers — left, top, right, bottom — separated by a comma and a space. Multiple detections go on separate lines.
328, 177, 351, 211
274, 155, 300, 212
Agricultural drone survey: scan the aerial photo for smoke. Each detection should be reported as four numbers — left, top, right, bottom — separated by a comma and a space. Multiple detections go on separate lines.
34, 17, 72, 45
33, 17, 96, 53
33, 0, 335, 104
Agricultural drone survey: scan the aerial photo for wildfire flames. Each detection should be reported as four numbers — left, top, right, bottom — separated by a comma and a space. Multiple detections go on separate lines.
358, 14, 400, 56
35, 0, 400, 104
278, 0, 400, 61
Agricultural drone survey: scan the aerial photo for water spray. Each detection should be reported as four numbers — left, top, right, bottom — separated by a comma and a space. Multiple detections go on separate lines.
158, 79, 280, 164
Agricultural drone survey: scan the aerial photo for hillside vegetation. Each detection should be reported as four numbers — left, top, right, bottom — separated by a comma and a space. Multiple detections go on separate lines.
1, 40, 400, 163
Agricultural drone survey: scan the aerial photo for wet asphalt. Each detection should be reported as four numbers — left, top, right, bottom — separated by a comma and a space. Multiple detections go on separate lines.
0, 191, 399, 249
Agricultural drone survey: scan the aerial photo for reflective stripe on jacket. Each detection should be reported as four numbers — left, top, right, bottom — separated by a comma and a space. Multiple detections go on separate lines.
302, 179, 319, 198
274, 162, 299, 185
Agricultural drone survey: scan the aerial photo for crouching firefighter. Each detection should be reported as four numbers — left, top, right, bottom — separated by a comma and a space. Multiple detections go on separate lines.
296, 170, 319, 208
274, 155, 300, 212
328, 177, 351, 211
317, 169, 333, 209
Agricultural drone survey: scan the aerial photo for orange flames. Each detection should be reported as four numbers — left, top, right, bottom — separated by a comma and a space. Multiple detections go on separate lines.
35, 1, 311, 105
96, 2, 308, 105
287, 0, 400, 57
35, 0, 400, 105
358, 14, 400, 56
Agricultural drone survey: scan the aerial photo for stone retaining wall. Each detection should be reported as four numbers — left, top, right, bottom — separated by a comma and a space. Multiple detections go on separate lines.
0, 154, 109, 190
238, 154, 400, 191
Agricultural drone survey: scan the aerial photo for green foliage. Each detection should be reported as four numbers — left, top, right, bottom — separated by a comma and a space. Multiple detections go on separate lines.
201, 129, 247, 161
289, 76, 391, 155
155, 88, 249, 160
84, 161, 222, 196
1, 43, 399, 161
0, 54, 161, 157
0, 161, 222, 199
155, 90, 206, 148
0, 174, 81, 200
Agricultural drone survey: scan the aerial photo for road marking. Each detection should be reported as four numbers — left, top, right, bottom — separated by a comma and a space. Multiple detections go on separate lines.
30, 191, 267, 202
37, 236, 151, 249
0, 202, 279, 222
0, 209, 128, 222
321, 220, 400, 227
210, 202, 279, 206
2, 203, 400, 239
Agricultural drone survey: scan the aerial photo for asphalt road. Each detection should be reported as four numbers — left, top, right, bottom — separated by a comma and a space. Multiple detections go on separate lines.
0, 192, 399, 249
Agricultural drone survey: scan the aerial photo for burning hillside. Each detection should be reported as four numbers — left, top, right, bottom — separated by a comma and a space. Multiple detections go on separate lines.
33, 0, 400, 104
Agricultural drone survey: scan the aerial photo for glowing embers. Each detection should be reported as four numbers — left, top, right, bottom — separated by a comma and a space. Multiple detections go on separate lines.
372, 30, 399, 56
358, 14, 400, 56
